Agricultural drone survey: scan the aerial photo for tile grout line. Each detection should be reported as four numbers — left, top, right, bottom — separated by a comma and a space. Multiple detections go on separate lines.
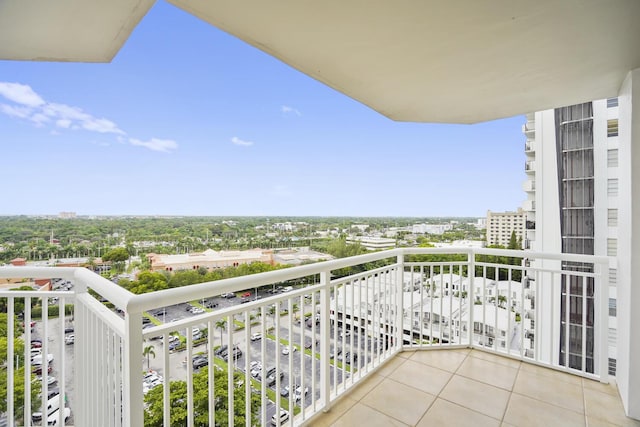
500, 358, 523, 426
412, 348, 473, 426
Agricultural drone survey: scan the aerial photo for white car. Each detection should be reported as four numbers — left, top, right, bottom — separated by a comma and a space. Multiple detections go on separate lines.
250, 362, 262, 378
64, 334, 75, 345
35, 375, 57, 386
32, 393, 61, 422
282, 346, 296, 355
190, 307, 204, 314
293, 385, 309, 401
270, 409, 289, 426
47, 407, 71, 426
31, 353, 54, 366
250, 332, 262, 341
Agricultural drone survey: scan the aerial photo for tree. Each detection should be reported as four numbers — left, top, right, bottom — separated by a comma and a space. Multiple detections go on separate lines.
291, 303, 300, 320
0, 337, 41, 417
215, 319, 227, 347
102, 247, 130, 273
143, 345, 156, 371
144, 367, 259, 427
508, 230, 519, 250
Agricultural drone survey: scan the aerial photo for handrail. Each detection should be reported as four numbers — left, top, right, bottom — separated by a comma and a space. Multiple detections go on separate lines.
0, 266, 136, 310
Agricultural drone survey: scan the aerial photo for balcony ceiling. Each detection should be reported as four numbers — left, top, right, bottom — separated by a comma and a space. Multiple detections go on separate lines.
0, 0, 155, 63
2, 0, 640, 123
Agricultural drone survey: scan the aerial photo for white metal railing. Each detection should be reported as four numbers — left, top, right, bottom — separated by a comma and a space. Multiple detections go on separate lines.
0, 248, 610, 426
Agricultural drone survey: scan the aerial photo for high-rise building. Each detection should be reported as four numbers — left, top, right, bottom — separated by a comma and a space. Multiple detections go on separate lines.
486, 209, 526, 247
522, 98, 620, 375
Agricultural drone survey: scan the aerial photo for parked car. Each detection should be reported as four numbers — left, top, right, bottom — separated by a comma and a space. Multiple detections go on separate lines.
250, 361, 262, 377
282, 346, 296, 355
33, 365, 52, 376
270, 409, 289, 426
31, 339, 42, 348
223, 347, 243, 361
293, 385, 309, 401
192, 355, 208, 370
266, 370, 284, 387
280, 385, 290, 397
32, 393, 61, 422
215, 345, 228, 356
250, 332, 262, 341
190, 307, 205, 314
64, 334, 74, 345
31, 353, 54, 366
47, 407, 71, 426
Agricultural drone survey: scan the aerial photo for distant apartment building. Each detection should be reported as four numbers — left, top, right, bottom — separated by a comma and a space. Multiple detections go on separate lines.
411, 223, 453, 235
58, 211, 77, 219
147, 249, 274, 272
486, 209, 526, 247
522, 98, 619, 375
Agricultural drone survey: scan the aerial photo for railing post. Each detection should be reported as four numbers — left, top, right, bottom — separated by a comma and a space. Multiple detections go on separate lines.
596, 259, 609, 381
7, 298, 14, 427
123, 308, 144, 427
396, 253, 404, 350
468, 249, 475, 348
319, 269, 332, 411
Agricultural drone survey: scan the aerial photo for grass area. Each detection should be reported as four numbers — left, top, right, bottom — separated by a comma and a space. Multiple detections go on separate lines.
144, 312, 162, 326
265, 333, 351, 373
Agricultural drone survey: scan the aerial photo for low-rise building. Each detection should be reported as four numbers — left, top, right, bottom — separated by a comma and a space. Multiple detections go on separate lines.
147, 249, 274, 272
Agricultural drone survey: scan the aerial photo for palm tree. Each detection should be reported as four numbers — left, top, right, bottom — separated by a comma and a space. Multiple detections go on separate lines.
267, 304, 277, 331
215, 319, 227, 347
143, 345, 156, 370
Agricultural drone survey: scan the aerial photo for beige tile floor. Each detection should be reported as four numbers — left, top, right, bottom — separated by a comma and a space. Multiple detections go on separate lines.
309, 349, 640, 427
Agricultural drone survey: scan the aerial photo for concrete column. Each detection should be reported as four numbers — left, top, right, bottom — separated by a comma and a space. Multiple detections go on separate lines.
616, 68, 640, 420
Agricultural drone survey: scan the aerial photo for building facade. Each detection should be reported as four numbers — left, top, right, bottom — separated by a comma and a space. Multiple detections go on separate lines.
147, 249, 274, 272
522, 98, 620, 375
486, 209, 526, 247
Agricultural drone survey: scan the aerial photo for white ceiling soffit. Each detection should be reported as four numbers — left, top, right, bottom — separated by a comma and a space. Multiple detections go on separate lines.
168, 0, 640, 123
0, 0, 155, 63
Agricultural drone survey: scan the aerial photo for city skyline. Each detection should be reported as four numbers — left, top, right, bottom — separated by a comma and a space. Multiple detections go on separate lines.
0, 2, 525, 217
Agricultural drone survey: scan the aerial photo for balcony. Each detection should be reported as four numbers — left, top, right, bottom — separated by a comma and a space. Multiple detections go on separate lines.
522, 179, 536, 193
0, 248, 626, 426
525, 161, 536, 174
311, 348, 630, 427
524, 140, 535, 153
522, 122, 536, 138
523, 199, 536, 212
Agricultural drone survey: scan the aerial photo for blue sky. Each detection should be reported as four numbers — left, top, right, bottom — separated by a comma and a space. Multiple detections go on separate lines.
0, 2, 525, 217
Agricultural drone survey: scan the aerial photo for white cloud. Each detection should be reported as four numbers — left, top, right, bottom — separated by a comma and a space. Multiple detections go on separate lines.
81, 117, 125, 135
0, 82, 45, 107
231, 136, 254, 146
281, 105, 302, 116
56, 119, 72, 129
43, 103, 90, 121
130, 138, 178, 153
0, 104, 32, 119
0, 81, 177, 151
30, 113, 50, 126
